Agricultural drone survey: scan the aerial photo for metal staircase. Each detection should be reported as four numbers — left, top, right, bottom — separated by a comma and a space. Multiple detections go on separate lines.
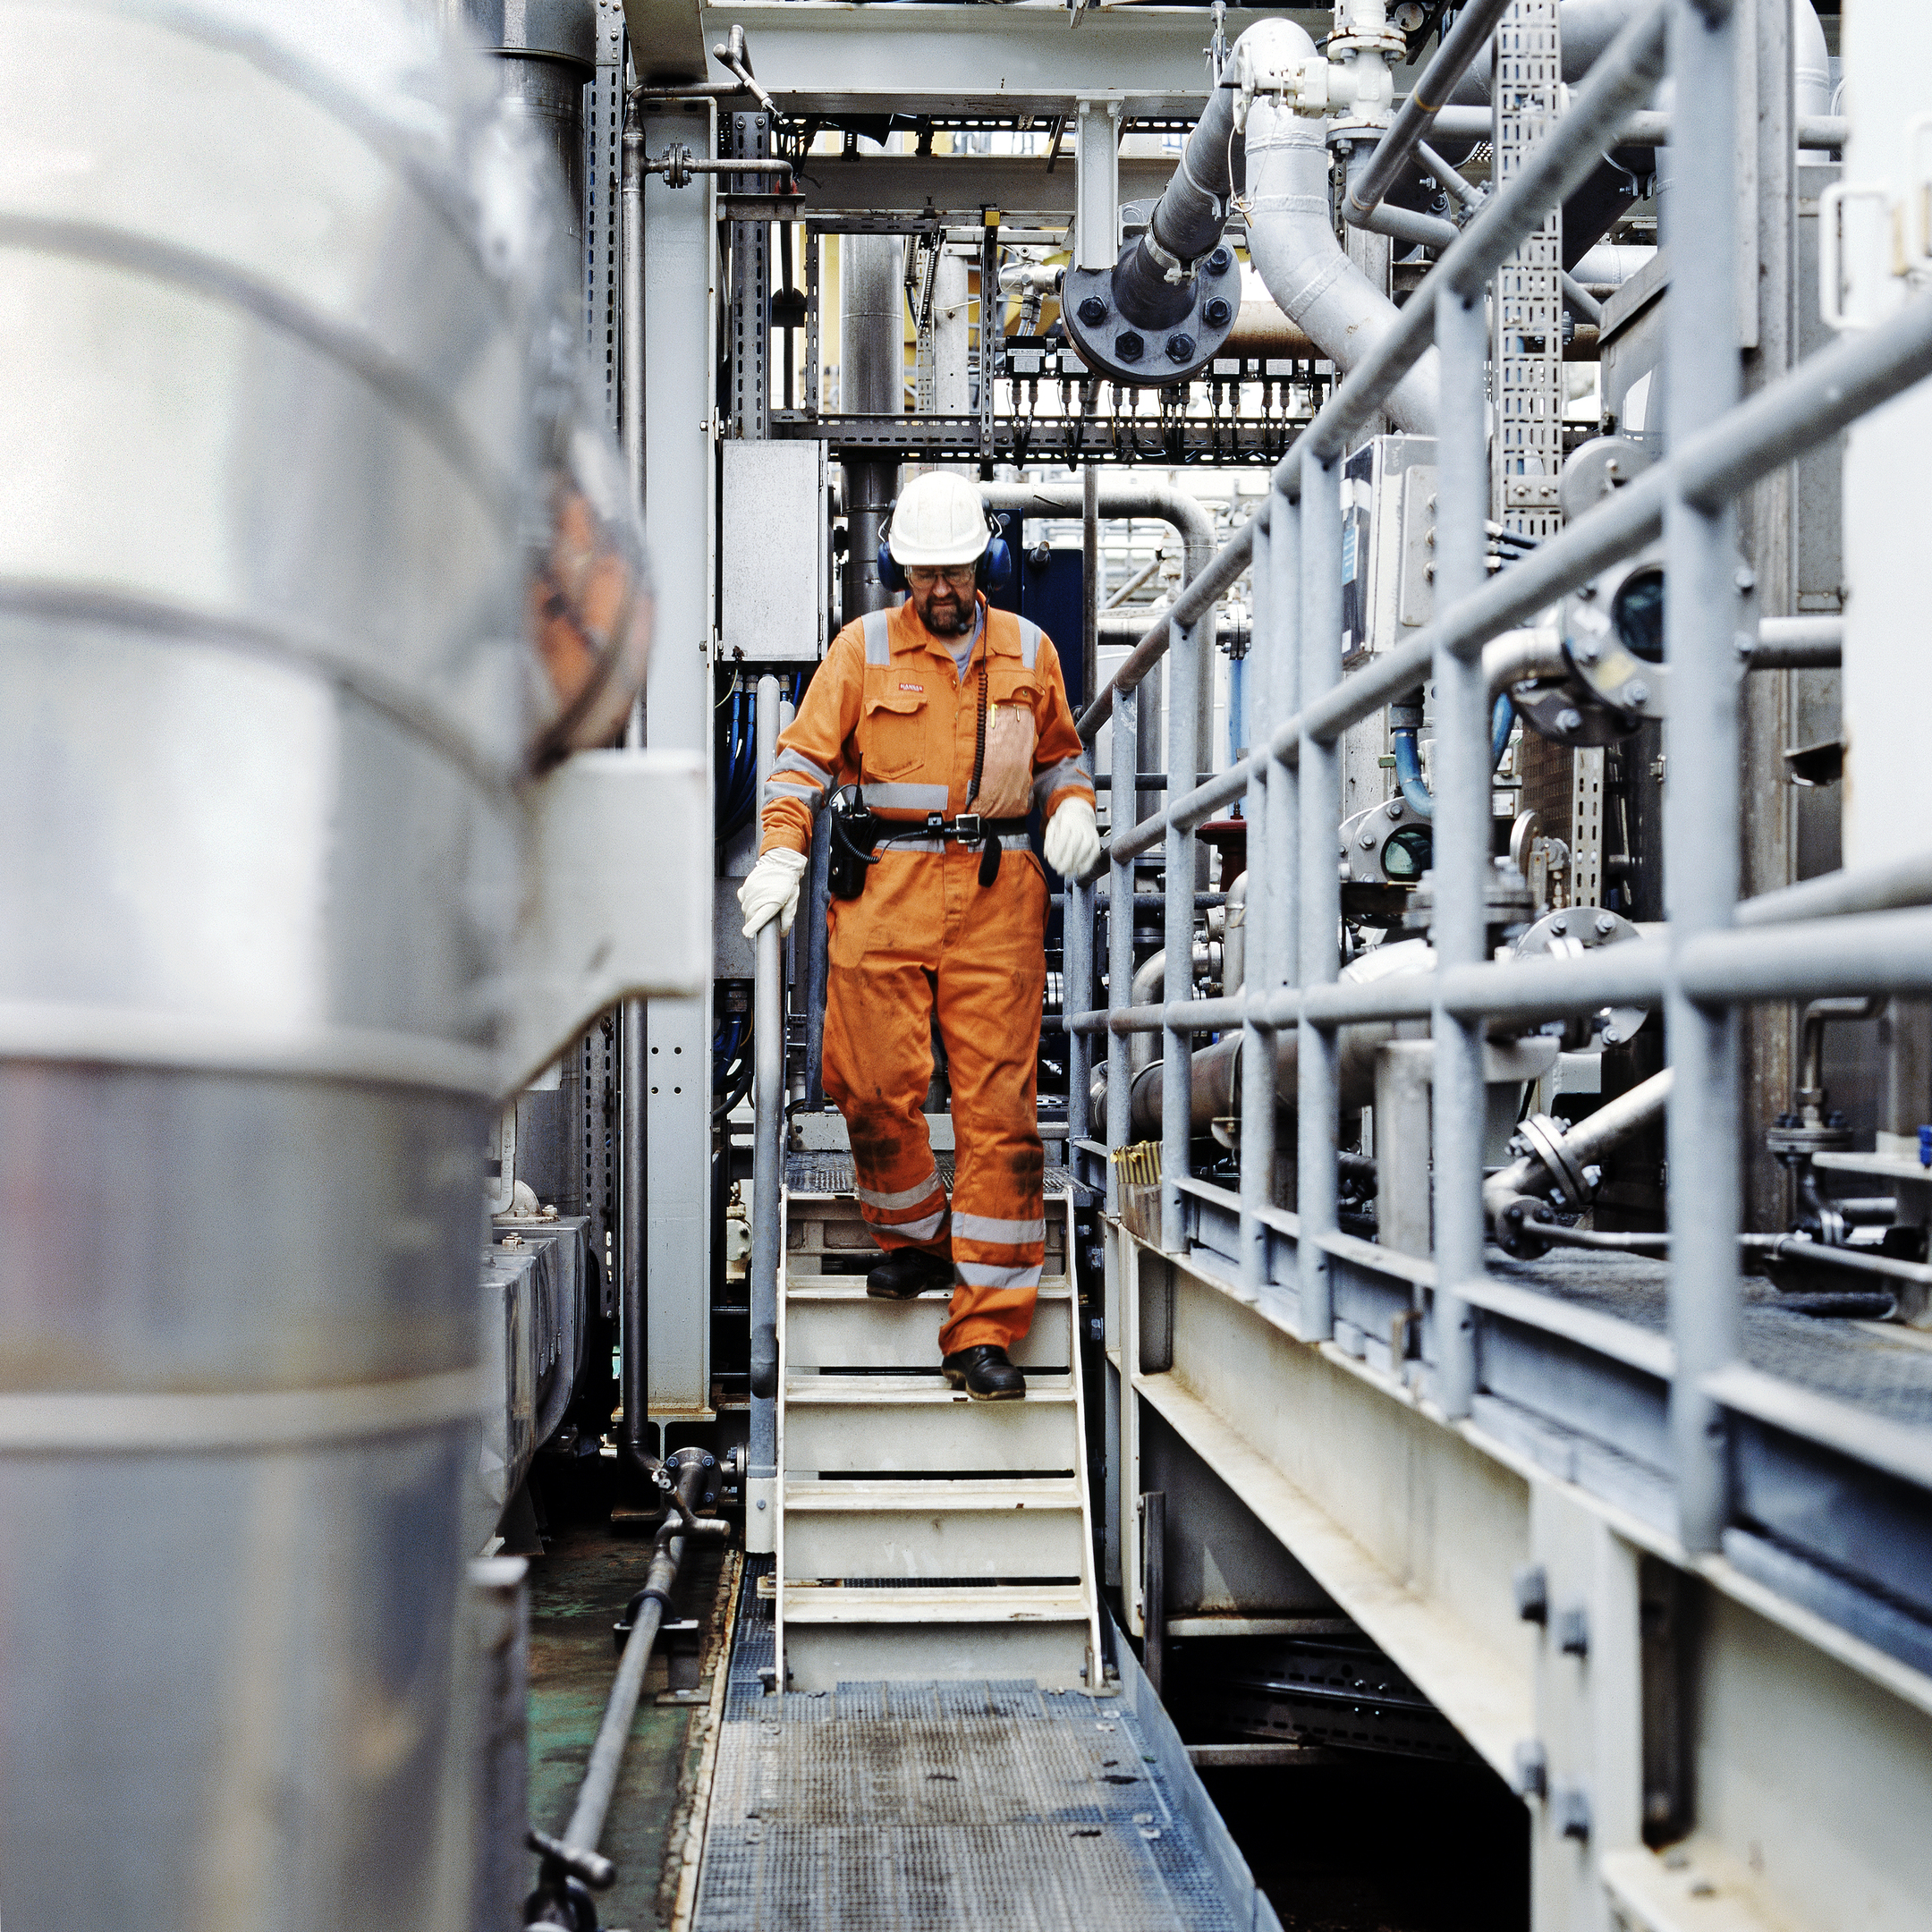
773, 1157, 1104, 1692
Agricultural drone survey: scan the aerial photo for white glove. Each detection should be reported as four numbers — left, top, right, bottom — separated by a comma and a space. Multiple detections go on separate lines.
1043, 797, 1103, 879
739, 848, 809, 937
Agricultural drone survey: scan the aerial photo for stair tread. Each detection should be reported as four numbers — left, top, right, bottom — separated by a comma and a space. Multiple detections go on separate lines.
780, 1584, 1090, 1624
784, 1477, 1083, 1509
784, 1376, 1074, 1402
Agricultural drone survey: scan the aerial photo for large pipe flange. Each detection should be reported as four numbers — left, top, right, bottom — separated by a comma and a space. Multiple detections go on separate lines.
1060, 240, 1241, 386
1515, 1112, 1591, 1212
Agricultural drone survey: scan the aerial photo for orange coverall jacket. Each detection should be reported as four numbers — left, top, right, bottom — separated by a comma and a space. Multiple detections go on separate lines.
758, 596, 1094, 1354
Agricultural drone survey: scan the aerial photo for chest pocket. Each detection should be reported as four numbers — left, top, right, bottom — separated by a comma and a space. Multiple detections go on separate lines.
860, 687, 930, 782
971, 671, 1039, 818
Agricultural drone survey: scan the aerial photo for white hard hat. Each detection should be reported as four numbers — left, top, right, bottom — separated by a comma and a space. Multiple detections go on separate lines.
886, 470, 990, 567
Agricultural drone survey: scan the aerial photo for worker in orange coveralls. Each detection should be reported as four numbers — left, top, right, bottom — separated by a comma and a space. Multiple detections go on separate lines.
738, 470, 1103, 1399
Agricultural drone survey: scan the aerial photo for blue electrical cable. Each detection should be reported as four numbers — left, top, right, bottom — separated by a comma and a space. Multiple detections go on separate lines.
1388, 695, 1516, 824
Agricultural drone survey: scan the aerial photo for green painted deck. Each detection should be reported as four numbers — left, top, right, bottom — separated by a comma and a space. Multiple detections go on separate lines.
527, 1508, 737, 1930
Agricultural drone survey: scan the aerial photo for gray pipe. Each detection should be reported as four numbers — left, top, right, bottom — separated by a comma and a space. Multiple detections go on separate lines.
1223, 871, 1249, 999
1482, 1068, 1674, 1219
620, 995, 650, 1486
1097, 608, 1251, 657
981, 478, 1218, 782
1082, 462, 1101, 715
1445, 0, 1652, 106
615, 80, 653, 1504
1, 6, 575, 1923
562, 1457, 725, 1857
1486, 628, 1569, 700
748, 678, 783, 1553
1243, 82, 1441, 435
1084, 20, 1306, 331
1103, 941, 1436, 1134
1129, 953, 1167, 1080
1121, 1010, 1411, 1138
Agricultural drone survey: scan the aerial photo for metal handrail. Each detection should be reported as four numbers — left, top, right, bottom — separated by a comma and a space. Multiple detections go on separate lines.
746, 675, 784, 1552
1089, 284, 1932, 878
1079, 0, 1932, 1570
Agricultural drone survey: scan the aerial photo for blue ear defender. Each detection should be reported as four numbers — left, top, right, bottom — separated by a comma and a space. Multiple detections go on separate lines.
877, 514, 1013, 595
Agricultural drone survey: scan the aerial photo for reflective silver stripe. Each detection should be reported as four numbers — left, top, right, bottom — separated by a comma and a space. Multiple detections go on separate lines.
774, 749, 834, 786
888, 1207, 949, 1243
855, 1170, 945, 1211
952, 1214, 1046, 1245
861, 609, 892, 665
1016, 617, 1042, 670
1032, 758, 1089, 810
877, 838, 946, 855
955, 1261, 1042, 1291
866, 782, 950, 812
767, 772, 823, 800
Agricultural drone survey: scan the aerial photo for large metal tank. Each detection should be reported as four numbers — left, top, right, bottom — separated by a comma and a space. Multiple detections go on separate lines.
0, 3, 571, 1922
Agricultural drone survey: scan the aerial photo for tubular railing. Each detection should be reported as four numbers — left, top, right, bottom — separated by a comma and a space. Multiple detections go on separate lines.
747, 674, 783, 1555
1063, 0, 1932, 1558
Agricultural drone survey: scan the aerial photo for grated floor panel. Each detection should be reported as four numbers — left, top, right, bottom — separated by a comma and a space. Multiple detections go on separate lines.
1491, 1253, 1932, 1429
690, 1561, 1241, 1932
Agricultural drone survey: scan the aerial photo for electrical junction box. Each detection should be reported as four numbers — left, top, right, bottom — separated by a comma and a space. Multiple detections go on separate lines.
721, 440, 828, 662
1340, 432, 1436, 664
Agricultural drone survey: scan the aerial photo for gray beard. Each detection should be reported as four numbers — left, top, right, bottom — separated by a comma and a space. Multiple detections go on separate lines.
926, 600, 973, 636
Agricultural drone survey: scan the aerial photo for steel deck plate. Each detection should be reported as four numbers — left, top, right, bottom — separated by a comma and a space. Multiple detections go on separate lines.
690, 1560, 1242, 1932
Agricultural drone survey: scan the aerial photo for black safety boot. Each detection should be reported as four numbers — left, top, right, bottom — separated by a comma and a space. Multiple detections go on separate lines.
866, 1248, 956, 1300
941, 1344, 1026, 1401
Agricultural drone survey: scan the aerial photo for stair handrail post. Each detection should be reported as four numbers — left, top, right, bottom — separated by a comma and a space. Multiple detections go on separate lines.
747, 674, 784, 1553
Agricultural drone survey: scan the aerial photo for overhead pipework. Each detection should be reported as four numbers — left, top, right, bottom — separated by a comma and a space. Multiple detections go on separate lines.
1057, 19, 1305, 386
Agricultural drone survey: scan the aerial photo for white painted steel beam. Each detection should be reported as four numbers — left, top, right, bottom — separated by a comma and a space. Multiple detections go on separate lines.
640, 100, 718, 1419
781, 152, 1175, 221
704, 4, 1301, 120
623, 0, 707, 83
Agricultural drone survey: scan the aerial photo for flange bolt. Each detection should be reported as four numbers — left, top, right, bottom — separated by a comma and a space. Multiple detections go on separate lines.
1116, 331, 1145, 361
1077, 295, 1108, 327
1206, 246, 1233, 274
1165, 333, 1195, 363
1203, 296, 1233, 327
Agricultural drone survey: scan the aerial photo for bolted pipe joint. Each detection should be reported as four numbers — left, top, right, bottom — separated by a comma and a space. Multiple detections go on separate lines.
1062, 16, 1309, 385
1060, 237, 1239, 385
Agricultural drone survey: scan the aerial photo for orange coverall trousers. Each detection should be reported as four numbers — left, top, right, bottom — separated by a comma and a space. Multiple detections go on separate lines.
759, 597, 1093, 1354
821, 843, 1048, 1355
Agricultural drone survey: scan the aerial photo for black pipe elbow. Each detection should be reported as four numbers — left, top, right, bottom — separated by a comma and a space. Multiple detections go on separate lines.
1061, 239, 1239, 386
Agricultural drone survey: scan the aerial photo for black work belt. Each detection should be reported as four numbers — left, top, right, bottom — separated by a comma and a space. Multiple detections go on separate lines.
874, 810, 1032, 888
876, 811, 1033, 848
827, 786, 1030, 897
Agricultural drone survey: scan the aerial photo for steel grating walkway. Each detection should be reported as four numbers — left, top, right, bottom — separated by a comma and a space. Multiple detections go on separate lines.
689, 1560, 1246, 1932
